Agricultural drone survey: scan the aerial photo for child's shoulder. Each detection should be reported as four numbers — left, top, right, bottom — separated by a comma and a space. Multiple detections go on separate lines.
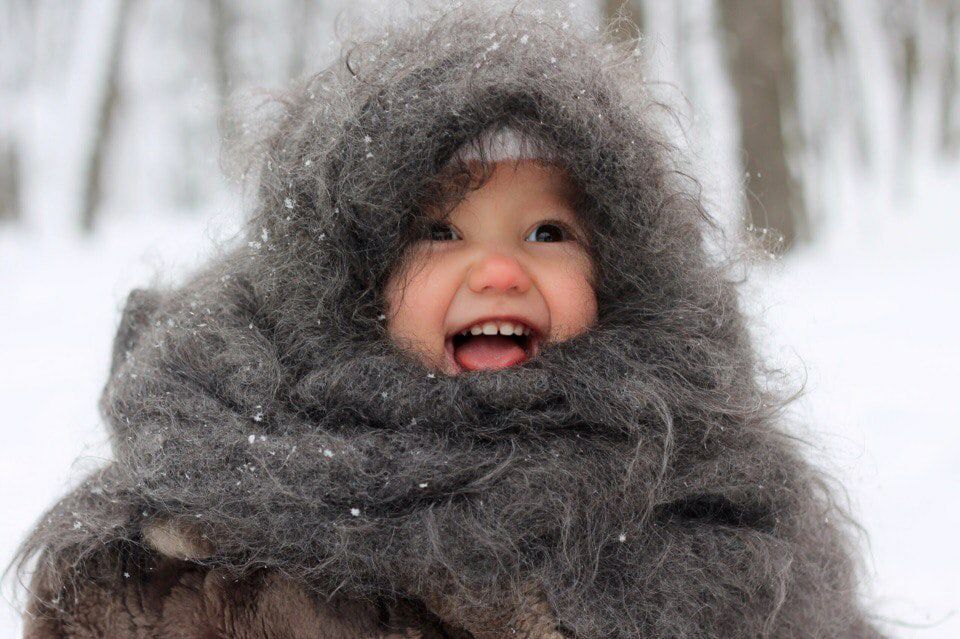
24, 523, 440, 638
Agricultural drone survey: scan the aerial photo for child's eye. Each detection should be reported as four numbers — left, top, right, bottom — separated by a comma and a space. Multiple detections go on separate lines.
428, 222, 461, 241
524, 222, 569, 243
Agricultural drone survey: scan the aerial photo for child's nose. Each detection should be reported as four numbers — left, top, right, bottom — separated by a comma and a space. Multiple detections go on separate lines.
467, 253, 532, 295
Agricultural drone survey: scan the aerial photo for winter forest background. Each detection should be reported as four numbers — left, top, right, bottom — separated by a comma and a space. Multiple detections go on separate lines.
1, 0, 958, 636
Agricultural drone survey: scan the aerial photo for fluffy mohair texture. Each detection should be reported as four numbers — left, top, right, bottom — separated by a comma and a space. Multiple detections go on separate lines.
14, 3, 884, 637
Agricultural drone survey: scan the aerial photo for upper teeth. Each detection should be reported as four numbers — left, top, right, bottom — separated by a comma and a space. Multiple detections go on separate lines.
461, 321, 531, 337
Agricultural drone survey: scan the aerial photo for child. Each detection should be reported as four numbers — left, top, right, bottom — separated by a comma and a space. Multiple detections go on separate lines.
14, 4, 885, 638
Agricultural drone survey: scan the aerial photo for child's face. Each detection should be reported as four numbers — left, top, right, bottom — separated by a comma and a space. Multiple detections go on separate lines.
385, 160, 597, 375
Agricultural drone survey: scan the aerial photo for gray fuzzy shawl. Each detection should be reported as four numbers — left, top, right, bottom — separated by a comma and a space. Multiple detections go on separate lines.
15, 4, 883, 637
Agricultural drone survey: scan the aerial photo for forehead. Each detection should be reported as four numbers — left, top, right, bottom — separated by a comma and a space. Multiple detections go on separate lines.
457, 160, 580, 210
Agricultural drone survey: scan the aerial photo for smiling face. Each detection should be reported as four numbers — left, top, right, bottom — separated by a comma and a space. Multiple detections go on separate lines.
385, 159, 597, 375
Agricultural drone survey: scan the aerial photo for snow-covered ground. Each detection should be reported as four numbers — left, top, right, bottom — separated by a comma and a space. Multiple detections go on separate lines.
1, 171, 958, 635
0, 210, 244, 633
744, 164, 960, 637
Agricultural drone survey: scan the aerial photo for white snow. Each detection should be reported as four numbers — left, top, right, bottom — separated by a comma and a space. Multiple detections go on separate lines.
0, 211, 243, 631
738, 164, 960, 637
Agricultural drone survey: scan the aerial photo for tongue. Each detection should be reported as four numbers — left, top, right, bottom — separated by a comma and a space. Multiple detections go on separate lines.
454, 335, 528, 371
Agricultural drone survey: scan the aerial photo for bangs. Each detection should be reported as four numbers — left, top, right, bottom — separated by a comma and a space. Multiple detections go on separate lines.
447, 124, 559, 166
424, 124, 580, 220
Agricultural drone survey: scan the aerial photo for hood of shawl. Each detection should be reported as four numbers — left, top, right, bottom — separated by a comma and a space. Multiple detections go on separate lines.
196, 5, 761, 425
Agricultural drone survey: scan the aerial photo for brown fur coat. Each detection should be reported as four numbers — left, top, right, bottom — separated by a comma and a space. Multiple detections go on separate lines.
26, 560, 441, 639
24, 521, 562, 639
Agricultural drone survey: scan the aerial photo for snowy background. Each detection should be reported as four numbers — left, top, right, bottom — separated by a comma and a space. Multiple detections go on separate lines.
1, 1, 958, 636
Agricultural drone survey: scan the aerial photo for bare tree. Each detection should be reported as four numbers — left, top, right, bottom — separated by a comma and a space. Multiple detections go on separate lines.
0, 139, 21, 223
813, 0, 872, 166
881, 0, 921, 181
941, 0, 960, 157
80, 0, 132, 233
719, 0, 807, 248
209, 0, 239, 109
288, 0, 322, 80
0, 0, 34, 223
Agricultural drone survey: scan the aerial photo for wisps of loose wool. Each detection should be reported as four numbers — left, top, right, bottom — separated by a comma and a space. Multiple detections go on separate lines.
11, 2, 883, 637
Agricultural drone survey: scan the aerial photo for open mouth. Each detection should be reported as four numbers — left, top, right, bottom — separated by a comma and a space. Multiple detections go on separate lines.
445, 319, 541, 372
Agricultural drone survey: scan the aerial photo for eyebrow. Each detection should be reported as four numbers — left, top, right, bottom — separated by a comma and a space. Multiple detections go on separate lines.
539, 163, 581, 201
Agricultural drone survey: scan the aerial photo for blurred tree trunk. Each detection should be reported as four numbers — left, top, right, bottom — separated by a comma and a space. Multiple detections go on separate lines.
0, 139, 21, 222
288, 0, 320, 80
941, 0, 959, 157
0, 0, 34, 224
719, 0, 807, 249
602, 0, 644, 41
815, 0, 871, 164
891, 2, 920, 142
209, 0, 244, 158
882, 0, 920, 185
209, 0, 238, 109
80, 0, 132, 233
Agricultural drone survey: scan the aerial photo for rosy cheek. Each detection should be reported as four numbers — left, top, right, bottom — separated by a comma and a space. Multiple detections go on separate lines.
385, 256, 454, 367
544, 270, 597, 339
565, 284, 598, 335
